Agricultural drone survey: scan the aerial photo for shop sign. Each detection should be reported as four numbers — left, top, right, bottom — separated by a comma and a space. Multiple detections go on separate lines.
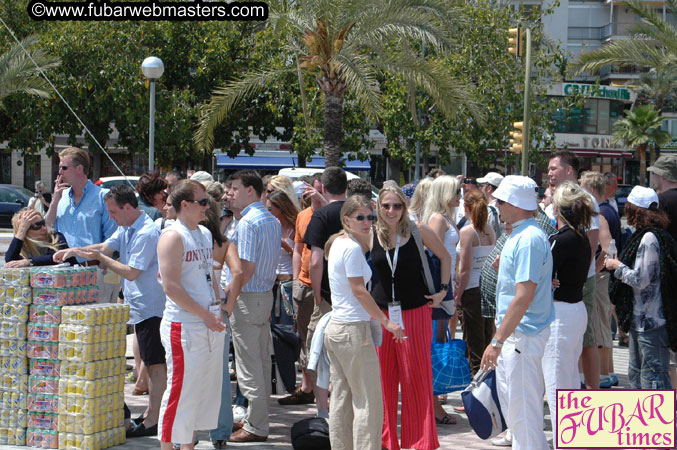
557, 134, 627, 151
663, 138, 677, 150
561, 83, 635, 102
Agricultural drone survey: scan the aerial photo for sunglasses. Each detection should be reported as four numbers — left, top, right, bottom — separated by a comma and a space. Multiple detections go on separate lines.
456, 189, 462, 196
30, 220, 46, 230
59, 165, 69, 171
353, 214, 376, 222
380, 203, 403, 211
191, 198, 210, 207
463, 179, 478, 185
266, 189, 275, 195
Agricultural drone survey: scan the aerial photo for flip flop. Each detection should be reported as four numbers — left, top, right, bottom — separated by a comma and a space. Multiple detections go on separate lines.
454, 405, 465, 413
435, 414, 457, 425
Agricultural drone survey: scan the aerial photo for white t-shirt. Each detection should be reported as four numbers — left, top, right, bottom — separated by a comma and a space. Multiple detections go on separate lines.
328, 236, 372, 322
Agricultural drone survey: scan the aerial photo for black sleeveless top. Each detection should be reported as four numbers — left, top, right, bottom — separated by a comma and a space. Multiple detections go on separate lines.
371, 234, 428, 310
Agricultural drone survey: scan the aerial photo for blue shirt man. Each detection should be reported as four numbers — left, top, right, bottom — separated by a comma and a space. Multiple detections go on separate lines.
104, 212, 165, 324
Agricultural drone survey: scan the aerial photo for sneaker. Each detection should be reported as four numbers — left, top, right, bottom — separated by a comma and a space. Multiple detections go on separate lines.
610, 373, 619, 386
277, 386, 315, 405
600, 376, 613, 388
491, 436, 512, 446
232, 405, 246, 423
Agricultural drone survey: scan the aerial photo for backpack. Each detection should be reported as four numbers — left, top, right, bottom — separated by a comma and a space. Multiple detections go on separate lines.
291, 417, 331, 450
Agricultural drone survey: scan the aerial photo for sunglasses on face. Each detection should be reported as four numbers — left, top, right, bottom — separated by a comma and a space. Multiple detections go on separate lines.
191, 198, 210, 207
59, 166, 69, 171
266, 189, 275, 195
30, 220, 46, 230
463, 179, 478, 185
380, 203, 403, 211
353, 214, 376, 222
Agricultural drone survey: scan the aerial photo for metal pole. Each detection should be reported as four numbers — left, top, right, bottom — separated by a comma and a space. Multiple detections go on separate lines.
149, 80, 156, 172
521, 27, 532, 176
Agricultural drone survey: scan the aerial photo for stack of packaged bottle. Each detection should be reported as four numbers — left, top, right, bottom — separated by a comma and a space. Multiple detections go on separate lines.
25, 266, 99, 448
0, 268, 31, 446
56, 304, 128, 450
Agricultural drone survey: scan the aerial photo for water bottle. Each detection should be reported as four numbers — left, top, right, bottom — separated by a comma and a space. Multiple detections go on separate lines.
607, 239, 617, 260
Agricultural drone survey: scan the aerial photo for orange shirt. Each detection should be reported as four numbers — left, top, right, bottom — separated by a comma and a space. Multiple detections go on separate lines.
295, 207, 314, 287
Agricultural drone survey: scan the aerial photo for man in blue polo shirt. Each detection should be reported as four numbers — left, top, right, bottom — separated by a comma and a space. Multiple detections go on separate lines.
227, 170, 281, 443
54, 184, 166, 438
481, 175, 554, 450
45, 147, 118, 302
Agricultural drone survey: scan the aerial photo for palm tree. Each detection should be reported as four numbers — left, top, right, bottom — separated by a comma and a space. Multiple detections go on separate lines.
0, 35, 60, 105
627, 67, 677, 112
569, 0, 677, 76
612, 105, 671, 186
194, 0, 482, 168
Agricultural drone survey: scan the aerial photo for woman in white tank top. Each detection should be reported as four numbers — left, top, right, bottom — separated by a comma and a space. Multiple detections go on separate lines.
455, 190, 496, 376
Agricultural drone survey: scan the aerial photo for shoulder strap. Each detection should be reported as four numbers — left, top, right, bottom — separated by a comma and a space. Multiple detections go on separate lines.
409, 219, 435, 294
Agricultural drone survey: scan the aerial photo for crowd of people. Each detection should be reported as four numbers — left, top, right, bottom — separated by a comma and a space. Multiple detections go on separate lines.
3, 146, 677, 450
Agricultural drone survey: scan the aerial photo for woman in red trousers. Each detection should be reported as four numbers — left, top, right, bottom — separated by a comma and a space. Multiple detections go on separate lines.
371, 185, 451, 450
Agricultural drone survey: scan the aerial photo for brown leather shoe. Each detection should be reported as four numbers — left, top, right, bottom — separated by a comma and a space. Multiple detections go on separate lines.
232, 421, 244, 432
277, 386, 315, 405
230, 428, 267, 442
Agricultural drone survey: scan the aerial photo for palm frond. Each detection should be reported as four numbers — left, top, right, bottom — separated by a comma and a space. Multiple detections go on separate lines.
0, 35, 60, 101
569, 39, 669, 75
193, 67, 294, 151
624, 0, 677, 56
333, 52, 382, 119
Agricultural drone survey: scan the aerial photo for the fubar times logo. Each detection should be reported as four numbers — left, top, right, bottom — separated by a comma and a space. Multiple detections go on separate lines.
556, 390, 676, 449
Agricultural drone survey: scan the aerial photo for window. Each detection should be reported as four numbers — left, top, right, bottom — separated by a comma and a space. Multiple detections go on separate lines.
552, 98, 628, 135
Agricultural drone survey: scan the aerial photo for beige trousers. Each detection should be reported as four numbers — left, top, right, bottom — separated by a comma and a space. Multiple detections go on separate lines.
324, 320, 383, 450
230, 290, 273, 436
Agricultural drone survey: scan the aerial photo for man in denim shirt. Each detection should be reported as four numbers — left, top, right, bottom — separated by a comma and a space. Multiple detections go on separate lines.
45, 147, 118, 302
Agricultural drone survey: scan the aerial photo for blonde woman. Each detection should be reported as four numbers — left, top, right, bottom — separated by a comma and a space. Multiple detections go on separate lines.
543, 182, 594, 448
266, 175, 301, 211
408, 177, 433, 222
371, 185, 450, 450
324, 195, 404, 450
5, 208, 74, 267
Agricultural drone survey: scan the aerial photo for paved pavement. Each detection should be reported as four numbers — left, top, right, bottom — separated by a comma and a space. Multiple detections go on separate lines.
0, 332, 633, 450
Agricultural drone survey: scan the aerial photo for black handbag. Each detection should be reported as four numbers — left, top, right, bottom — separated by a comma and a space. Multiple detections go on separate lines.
291, 417, 331, 450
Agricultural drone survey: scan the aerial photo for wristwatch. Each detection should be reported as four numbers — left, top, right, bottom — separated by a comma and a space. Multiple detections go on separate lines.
491, 338, 503, 348
439, 283, 450, 292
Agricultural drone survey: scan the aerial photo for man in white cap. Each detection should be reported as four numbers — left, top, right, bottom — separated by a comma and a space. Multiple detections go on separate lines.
190, 170, 214, 184
478, 171, 505, 237
648, 154, 677, 242
480, 175, 554, 450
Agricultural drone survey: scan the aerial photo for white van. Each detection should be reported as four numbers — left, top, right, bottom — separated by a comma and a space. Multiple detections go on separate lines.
278, 168, 379, 202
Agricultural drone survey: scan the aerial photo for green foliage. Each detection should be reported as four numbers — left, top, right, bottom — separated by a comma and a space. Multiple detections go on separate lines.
378, 0, 577, 175
612, 104, 671, 185
0, 35, 59, 103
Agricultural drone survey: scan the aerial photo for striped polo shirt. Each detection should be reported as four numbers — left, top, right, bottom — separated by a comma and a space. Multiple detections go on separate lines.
236, 202, 282, 292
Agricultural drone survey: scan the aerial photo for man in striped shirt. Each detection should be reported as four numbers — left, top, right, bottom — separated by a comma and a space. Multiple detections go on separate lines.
227, 170, 282, 443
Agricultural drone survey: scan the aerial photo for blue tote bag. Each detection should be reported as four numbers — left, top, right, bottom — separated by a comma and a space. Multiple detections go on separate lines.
431, 320, 471, 395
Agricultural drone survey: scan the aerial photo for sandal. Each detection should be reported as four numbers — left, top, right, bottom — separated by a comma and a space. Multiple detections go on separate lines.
435, 414, 457, 425
453, 405, 465, 413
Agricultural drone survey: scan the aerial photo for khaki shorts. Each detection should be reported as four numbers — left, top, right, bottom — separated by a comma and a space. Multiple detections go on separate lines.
592, 272, 613, 348
582, 276, 597, 347
292, 280, 316, 368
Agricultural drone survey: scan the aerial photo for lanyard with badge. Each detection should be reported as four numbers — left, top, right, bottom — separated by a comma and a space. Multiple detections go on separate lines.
190, 225, 222, 319
385, 234, 405, 330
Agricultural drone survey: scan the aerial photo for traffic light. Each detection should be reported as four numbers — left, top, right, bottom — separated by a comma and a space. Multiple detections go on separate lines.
508, 27, 523, 57
509, 121, 524, 154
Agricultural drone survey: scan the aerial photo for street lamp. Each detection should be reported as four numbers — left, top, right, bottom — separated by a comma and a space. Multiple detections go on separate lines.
141, 56, 164, 172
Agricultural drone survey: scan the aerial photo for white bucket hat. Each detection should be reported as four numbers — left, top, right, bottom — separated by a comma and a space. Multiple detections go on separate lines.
190, 171, 214, 183
477, 172, 504, 188
627, 185, 659, 210
492, 175, 538, 211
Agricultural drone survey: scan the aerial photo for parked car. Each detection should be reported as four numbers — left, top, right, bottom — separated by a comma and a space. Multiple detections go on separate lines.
615, 184, 632, 216
0, 185, 33, 228
94, 176, 140, 189
278, 168, 379, 202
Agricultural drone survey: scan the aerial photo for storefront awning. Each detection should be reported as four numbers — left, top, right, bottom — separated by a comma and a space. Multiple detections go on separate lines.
569, 149, 633, 158
216, 154, 370, 171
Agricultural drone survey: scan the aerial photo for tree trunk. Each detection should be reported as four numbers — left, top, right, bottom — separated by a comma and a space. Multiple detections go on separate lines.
638, 144, 647, 186
388, 157, 402, 183
323, 90, 343, 168
297, 154, 306, 168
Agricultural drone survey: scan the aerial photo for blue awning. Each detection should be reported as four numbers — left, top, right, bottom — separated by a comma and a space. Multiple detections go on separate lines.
216, 154, 370, 171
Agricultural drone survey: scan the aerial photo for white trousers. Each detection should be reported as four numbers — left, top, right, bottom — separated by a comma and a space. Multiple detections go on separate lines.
158, 319, 225, 444
542, 301, 587, 450
496, 327, 550, 450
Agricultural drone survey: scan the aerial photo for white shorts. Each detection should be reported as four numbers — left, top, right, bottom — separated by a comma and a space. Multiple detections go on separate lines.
158, 318, 225, 444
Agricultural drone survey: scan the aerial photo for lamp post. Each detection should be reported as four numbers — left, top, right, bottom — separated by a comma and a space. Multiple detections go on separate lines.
141, 56, 164, 172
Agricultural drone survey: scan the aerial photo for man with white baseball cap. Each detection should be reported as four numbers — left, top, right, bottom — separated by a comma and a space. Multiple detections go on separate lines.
480, 175, 554, 450
478, 172, 505, 237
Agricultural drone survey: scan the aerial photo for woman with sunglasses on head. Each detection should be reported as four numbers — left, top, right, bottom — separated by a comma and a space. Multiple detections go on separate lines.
324, 194, 405, 450
265, 175, 301, 211
371, 185, 450, 450
5, 208, 75, 267
265, 190, 300, 325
